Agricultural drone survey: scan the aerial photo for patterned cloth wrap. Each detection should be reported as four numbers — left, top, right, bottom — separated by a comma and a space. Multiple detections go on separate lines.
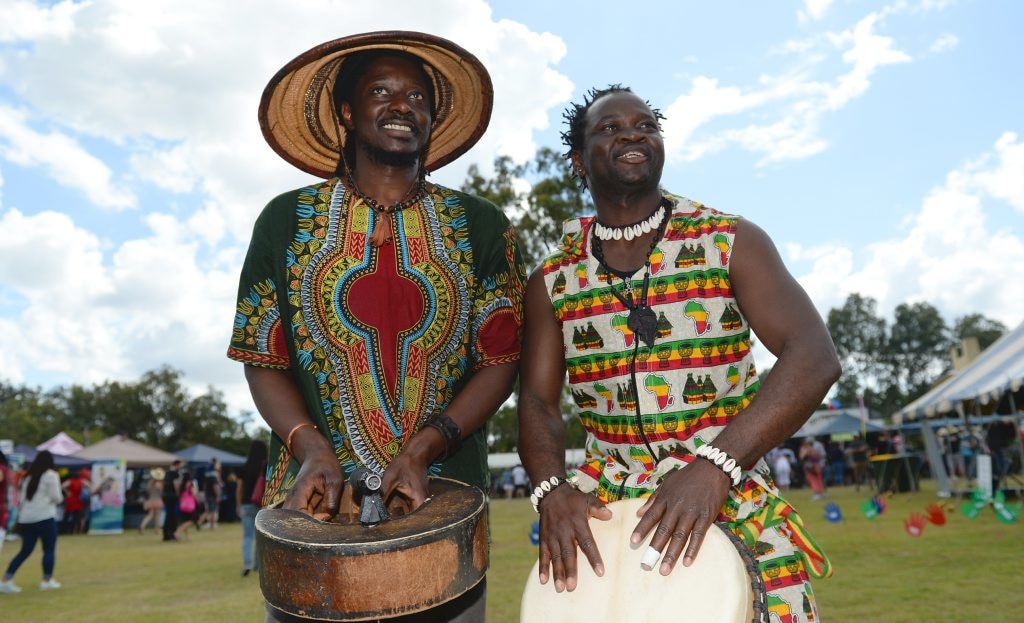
540, 191, 830, 622
228, 178, 527, 500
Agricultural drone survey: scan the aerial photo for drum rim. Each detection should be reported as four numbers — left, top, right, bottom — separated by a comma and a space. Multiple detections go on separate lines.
255, 476, 485, 548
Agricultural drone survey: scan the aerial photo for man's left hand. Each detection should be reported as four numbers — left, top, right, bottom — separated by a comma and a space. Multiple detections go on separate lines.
630, 460, 732, 575
380, 452, 430, 515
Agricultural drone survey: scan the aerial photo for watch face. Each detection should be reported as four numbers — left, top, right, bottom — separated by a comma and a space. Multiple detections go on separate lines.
365, 473, 382, 491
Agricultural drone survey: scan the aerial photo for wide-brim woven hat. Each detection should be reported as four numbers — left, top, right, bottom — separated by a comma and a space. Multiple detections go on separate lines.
259, 30, 493, 178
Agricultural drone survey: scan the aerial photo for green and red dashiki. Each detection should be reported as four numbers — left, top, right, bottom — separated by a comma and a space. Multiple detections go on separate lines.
541, 191, 831, 619
228, 179, 526, 504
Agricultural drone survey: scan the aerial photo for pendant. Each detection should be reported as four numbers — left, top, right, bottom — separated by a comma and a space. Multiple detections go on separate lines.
627, 307, 658, 347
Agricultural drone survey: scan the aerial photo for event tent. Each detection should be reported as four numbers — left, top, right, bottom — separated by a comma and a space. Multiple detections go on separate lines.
73, 435, 181, 468
36, 431, 84, 456
176, 443, 246, 467
794, 407, 886, 438
11, 444, 93, 469
896, 320, 1024, 422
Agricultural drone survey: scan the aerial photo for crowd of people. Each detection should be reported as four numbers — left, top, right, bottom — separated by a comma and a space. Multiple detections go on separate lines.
0, 441, 271, 594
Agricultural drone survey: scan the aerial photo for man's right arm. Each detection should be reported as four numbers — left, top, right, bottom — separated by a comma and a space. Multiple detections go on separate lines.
244, 365, 345, 520
517, 268, 612, 593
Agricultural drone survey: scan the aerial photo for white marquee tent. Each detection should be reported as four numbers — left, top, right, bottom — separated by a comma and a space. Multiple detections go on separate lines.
896, 320, 1024, 422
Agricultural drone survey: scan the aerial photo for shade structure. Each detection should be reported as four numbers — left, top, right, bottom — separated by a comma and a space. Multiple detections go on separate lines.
176, 443, 246, 467
896, 321, 1024, 421
73, 435, 180, 468
794, 407, 886, 438
36, 431, 84, 456
12, 444, 93, 469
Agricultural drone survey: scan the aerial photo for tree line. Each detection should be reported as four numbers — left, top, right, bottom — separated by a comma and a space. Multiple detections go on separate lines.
0, 149, 1007, 453
0, 366, 263, 457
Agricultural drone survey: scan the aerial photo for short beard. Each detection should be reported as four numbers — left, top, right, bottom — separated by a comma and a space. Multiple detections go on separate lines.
362, 142, 425, 169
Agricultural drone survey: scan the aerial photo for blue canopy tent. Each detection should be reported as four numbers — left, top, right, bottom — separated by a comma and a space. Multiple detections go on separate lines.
175, 443, 246, 468
794, 408, 886, 438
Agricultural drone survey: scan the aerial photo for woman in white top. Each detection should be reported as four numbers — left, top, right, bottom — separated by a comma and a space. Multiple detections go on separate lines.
0, 450, 64, 593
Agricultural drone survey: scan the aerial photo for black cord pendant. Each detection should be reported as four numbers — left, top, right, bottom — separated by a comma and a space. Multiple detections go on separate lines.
628, 306, 658, 347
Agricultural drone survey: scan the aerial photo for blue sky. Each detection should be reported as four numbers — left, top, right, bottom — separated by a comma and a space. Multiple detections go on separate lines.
0, 0, 1021, 419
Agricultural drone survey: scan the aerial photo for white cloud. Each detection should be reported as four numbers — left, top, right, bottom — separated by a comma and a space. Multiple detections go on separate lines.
928, 33, 959, 54
663, 10, 910, 166
798, 0, 835, 23
791, 133, 1024, 329
0, 104, 136, 209
0, 0, 82, 42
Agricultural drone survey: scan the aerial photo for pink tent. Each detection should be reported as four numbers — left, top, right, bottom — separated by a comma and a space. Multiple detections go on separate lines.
36, 431, 84, 456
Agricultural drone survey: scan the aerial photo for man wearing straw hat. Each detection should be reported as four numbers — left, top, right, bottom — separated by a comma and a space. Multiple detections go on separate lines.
228, 31, 526, 621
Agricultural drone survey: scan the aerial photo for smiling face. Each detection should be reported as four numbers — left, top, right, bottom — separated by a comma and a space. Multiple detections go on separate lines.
340, 54, 433, 169
572, 91, 665, 196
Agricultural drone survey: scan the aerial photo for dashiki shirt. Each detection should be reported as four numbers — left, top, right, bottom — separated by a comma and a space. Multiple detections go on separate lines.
228, 178, 526, 503
541, 191, 830, 622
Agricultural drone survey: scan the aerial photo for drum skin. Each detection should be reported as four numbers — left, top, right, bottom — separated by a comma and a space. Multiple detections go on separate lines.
257, 477, 487, 621
521, 498, 765, 623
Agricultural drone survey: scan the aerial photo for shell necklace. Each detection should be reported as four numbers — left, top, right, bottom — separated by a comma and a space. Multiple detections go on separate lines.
592, 202, 666, 241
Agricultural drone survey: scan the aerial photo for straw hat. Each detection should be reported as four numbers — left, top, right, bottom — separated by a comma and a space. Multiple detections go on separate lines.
150, 467, 165, 480
259, 30, 493, 179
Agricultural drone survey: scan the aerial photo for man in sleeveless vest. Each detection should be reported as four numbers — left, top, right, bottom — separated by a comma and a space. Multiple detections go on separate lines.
518, 85, 841, 621
228, 31, 526, 622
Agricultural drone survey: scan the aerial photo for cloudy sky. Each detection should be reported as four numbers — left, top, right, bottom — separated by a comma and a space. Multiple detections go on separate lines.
0, 0, 1021, 422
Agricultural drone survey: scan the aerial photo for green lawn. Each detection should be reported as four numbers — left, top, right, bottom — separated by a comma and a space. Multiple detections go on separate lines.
0, 481, 1019, 622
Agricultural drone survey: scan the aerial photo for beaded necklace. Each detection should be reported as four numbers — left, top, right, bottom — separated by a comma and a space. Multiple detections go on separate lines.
345, 172, 428, 246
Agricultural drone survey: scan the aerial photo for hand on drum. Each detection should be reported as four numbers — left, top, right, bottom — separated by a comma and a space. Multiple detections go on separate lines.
284, 446, 346, 521
537, 486, 613, 592
631, 460, 731, 575
380, 452, 431, 515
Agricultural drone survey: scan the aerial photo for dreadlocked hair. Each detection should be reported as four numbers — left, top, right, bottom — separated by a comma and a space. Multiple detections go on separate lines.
560, 84, 665, 190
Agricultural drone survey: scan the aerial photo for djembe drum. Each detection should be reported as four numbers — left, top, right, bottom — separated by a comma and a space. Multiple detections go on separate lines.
521, 498, 767, 623
257, 477, 487, 621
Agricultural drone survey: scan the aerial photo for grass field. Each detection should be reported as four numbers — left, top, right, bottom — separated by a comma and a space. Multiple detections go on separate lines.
0, 480, 1019, 622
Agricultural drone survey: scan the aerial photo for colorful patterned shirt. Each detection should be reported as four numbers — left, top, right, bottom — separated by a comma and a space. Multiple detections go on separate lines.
228, 179, 526, 503
540, 191, 831, 578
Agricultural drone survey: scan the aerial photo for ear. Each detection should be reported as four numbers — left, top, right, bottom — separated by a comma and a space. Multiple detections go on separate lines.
570, 151, 586, 179
340, 101, 354, 130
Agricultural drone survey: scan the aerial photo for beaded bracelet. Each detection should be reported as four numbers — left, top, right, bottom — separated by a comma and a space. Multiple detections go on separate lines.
530, 476, 569, 513
286, 422, 318, 457
695, 444, 743, 487
424, 413, 462, 461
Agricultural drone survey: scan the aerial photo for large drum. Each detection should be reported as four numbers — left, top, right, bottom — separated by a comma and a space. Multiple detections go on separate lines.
521, 498, 767, 623
257, 477, 487, 621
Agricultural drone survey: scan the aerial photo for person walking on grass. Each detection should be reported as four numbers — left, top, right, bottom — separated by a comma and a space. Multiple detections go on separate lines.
0, 451, 64, 593
237, 440, 268, 577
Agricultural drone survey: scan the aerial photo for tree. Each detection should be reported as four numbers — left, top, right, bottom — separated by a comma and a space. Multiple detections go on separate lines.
0, 367, 257, 453
952, 313, 1007, 351
884, 301, 950, 404
826, 294, 887, 408
462, 147, 592, 269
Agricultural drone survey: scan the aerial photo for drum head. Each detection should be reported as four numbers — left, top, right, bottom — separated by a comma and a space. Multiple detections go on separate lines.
258, 477, 487, 621
521, 498, 762, 623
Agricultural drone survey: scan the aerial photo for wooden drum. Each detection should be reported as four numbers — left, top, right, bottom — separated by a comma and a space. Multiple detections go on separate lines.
257, 477, 487, 621
521, 498, 767, 623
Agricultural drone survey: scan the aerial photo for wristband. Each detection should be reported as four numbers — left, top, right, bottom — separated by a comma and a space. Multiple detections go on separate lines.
530, 476, 569, 513
285, 422, 317, 457
424, 412, 462, 461
695, 444, 743, 487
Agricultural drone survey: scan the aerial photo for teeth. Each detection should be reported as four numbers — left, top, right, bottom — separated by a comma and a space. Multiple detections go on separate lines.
384, 123, 412, 132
